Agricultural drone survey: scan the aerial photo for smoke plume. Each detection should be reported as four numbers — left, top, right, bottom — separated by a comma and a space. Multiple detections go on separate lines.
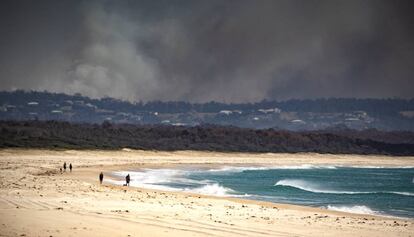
0, 0, 413, 102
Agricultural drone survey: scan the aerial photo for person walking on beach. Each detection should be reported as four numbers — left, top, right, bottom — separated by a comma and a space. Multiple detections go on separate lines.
69, 163, 72, 172
63, 162, 67, 172
126, 174, 130, 186
99, 172, 104, 184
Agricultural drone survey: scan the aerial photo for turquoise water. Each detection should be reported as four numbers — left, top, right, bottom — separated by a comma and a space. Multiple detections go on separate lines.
110, 165, 414, 218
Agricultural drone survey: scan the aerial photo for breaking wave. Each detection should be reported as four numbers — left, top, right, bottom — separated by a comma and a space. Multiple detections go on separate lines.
325, 205, 378, 215
206, 165, 414, 173
389, 192, 414, 196
207, 164, 338, 173
338, 166, 414, 169
274, 179, 414, 196
108, 169, 237, 196
274, 179, 355, 194
185, 183, 236, 196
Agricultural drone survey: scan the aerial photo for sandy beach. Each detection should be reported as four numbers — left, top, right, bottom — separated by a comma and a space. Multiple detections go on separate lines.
0, 149, 413, 237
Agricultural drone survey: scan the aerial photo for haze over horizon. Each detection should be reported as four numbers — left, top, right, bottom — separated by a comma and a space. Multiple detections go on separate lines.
1, 0, 413, 103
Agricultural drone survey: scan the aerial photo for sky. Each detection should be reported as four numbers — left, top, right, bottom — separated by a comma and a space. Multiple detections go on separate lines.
0, 0, 413, 103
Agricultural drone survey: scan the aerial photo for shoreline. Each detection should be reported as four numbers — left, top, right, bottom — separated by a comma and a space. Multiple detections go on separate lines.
101, 176, 407, 220
99, 164, 413, 219
1, 149, 413, 236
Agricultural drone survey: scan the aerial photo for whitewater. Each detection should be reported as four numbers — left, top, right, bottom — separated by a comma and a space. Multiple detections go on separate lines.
108, 165, 414, 218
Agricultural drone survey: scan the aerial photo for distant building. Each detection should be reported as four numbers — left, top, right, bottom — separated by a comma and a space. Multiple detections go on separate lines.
219, 110, 232, 115
345, 118, 360, 121
60, 106, 72, 111
5, 105, 16, 111
291, 119, 306, 124
27, 101, 39, 106
85, 103, 96, 109
233, 110, 243, 114
258, 108, 281, 114
172, 123, 186, 126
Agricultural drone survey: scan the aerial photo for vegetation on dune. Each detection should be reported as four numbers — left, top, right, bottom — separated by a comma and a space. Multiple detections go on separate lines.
0, 120, 413, 156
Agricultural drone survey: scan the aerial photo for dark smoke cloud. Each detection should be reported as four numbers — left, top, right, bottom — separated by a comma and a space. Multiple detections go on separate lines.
0, 0, 413, 102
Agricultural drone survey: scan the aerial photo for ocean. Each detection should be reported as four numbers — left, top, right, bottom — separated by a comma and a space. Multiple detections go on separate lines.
108, 165, 414, 218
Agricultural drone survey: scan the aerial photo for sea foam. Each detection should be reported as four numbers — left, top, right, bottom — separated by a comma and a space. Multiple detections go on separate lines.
326, 205, 378, 215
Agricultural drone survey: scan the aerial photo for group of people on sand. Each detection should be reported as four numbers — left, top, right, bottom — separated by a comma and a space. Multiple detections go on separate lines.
60, 162, 72, 173
99, 172, 130, 186
59, 162, 131, 187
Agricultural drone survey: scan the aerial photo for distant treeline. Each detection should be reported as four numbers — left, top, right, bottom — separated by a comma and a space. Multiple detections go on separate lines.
2, 90, 414, 114
1, 120, 414, 156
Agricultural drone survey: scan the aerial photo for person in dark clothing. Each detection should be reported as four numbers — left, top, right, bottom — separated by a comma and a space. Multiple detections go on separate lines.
126, 174, 130, 186
99, 172, 104, 184
69, 163, 72, 172
63, 162, 67, 172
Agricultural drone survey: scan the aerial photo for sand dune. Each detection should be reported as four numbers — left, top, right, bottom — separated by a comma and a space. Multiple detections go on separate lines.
0, 149, 413, 236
